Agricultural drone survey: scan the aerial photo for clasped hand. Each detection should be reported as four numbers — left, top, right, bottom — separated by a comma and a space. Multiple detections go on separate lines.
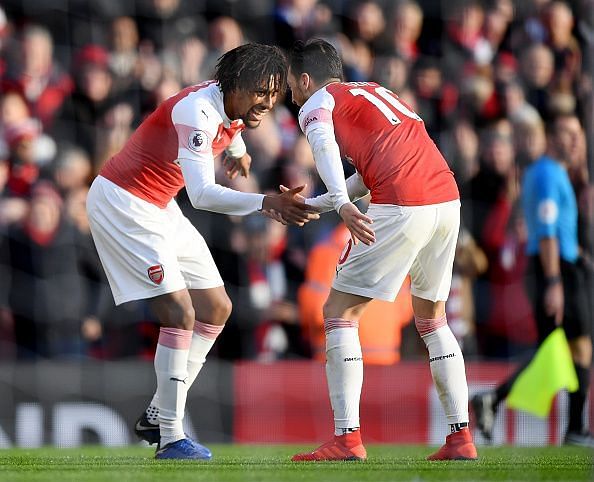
262, 185, 320, 227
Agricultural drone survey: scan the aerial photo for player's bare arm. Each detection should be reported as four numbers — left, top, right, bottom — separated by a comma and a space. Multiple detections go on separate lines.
539, 236, 564, 325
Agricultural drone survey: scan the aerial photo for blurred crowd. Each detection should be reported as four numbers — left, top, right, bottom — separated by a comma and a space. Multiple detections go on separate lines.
0, 0, 592, 362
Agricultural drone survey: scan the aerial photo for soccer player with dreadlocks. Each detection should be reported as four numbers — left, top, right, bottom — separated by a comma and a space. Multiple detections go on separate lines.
86, 43, 319, 460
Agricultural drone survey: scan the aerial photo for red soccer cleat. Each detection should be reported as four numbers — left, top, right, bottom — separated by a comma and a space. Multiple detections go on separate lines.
427, 427, 478, 461
291, 431, 367, 462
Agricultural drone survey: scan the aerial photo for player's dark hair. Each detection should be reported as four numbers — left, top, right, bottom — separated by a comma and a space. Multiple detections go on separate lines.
215, 43, 287, 95
289, 39, 345, 83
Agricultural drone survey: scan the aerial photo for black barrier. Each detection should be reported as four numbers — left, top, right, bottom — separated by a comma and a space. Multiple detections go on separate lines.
0, 360, 234, 447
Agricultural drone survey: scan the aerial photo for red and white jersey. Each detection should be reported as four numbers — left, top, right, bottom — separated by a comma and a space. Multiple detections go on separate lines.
298, 82, 459, 207
100, 81, 246, 209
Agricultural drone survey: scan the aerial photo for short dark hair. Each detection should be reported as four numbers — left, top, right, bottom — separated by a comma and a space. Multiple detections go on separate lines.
215, 43, 287, 95
288, 39, 344, 83
545, 112, 580, 137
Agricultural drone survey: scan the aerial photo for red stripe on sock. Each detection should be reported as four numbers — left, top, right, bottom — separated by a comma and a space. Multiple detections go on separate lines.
158, 327, 192, 349
414, 315, 447, 336
324, 318, 359, 333
193, 320, 224, 340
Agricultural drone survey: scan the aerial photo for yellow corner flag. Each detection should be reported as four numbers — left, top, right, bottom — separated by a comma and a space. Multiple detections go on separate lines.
506, 328, 578, 418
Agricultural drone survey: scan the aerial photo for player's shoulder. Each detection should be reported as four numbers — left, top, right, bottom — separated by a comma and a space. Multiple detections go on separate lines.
173, 82, 220, 114
328, 81, 380, 92
300, 86, 335, 115
171, 82, 223, 132
298, 87, 337, 132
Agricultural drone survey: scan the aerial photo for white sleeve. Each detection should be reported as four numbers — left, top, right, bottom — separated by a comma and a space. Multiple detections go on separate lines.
306, 122, 350, 213
180, 158, 264, 215
307, 171, 370, 213
172, 98, 219, 162
225, 132, 247, 158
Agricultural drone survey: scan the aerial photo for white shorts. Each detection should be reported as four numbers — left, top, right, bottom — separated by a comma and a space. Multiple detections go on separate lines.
333, 200, 460, 302
86, 176, 223, 305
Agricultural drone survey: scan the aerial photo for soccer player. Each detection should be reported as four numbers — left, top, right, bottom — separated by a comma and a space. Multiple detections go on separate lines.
86, 43, 319, 460
285, 39, 477, 461
472, 114, 593, 447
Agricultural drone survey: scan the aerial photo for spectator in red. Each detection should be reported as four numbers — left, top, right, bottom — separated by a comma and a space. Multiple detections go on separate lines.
442, 1, 490, 81
4, 118, 42, 197
467, 119, 537, 357
2, 24, 73, 130
0, 181, 98, 358
390, 0, 423, 62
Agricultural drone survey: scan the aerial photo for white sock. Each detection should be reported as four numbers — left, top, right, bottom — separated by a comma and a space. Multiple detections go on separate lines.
324, 318, 363, 436
416, 316, 469, 425
154, 327, 192, 448
187, 321, 224, 387
147, 321, 224, 423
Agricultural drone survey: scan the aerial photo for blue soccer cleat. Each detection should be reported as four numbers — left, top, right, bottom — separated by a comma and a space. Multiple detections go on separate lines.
155, 438, 213, 460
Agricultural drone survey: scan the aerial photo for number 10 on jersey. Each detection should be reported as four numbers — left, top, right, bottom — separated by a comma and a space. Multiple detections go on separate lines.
349, 86, 422, 125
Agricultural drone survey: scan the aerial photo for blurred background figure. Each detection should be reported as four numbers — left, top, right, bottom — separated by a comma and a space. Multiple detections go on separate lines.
1, 24, 73, 130
0, 181, 101, 358
518, 43, 555, 118
52, 45, 117, 165
52, 145, 93, 196
390, 0, 424, 63
200, 16, 245, 79
108, 16, 142, 95
446, 225, 488, 356
347, 0, 387, 51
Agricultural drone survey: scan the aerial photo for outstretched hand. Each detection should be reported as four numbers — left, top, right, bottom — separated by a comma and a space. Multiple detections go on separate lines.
339, 202, 375, 246
262, 184, 307, 224
279, 184, 304, 201
223, 153, 251, 179
262, 184, 320, 226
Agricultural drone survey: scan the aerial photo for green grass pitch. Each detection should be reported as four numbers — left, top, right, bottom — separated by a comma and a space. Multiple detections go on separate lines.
1, 445, 592, 482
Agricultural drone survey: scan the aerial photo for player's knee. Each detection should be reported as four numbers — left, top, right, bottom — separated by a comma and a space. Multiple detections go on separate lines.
211, 294, 232, 325
322, 298, 340, 320
166, 302, 196, 330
